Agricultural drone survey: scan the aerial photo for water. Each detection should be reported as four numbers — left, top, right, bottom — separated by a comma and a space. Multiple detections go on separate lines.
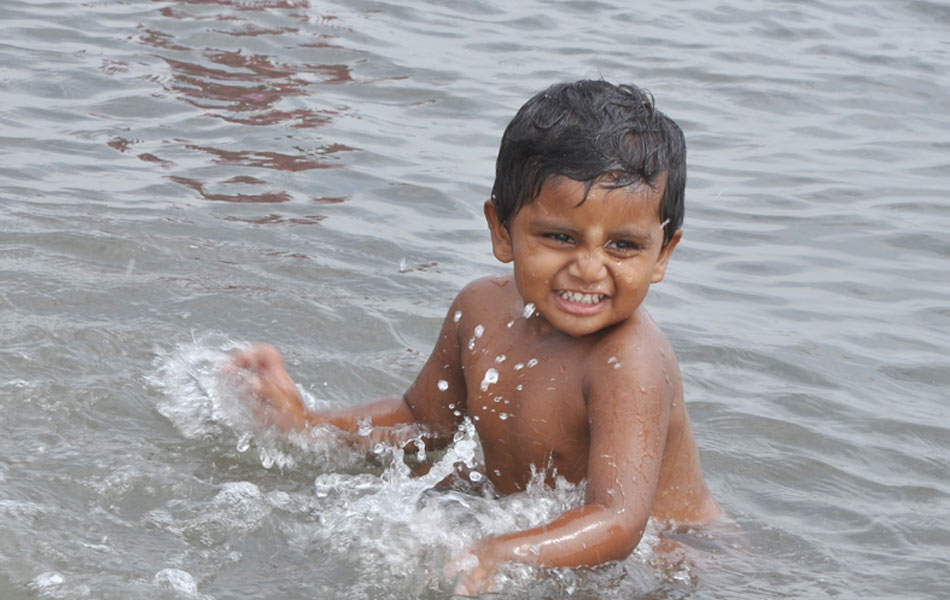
1, 0, 948, 598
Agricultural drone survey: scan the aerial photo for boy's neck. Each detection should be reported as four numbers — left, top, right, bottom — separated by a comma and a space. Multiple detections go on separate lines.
521, 301, 634, 340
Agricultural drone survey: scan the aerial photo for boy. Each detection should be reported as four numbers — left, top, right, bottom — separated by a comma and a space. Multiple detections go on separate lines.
233, 80, 720, 595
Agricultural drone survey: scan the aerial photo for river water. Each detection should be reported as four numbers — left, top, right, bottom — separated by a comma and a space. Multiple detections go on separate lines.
1, 1, 948, 598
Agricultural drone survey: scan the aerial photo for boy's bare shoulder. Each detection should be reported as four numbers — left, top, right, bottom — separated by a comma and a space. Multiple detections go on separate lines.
585, 308, 680, 391
454, 275, 519, 315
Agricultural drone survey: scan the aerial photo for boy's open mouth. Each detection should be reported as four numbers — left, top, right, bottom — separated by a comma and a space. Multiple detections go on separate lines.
556, 290, 607, 305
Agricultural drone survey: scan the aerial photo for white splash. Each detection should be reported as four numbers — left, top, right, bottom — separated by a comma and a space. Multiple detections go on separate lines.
148, 335, 673, 597
480, 368, 499, 391
148, 335, 360, 472
153, 568, 198, 595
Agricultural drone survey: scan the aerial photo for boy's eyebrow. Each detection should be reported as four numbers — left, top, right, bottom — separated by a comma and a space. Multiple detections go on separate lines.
608, 228, 654, 244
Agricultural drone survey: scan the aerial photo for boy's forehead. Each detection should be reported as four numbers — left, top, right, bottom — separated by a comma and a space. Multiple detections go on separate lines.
540, 173, 667, 208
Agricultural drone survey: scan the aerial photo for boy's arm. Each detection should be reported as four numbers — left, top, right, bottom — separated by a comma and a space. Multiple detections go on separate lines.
233, 294, 468, 447
456, 341, 671, 592
232, 343, 416, 435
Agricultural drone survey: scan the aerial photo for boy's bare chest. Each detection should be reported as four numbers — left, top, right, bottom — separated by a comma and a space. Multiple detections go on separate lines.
459, 325, 593, 489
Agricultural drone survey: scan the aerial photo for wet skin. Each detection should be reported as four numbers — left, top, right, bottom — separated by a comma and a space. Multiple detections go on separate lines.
234, 176, 720, 595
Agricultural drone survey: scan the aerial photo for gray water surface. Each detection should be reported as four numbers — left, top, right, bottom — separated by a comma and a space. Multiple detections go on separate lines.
1, 1, 948, 599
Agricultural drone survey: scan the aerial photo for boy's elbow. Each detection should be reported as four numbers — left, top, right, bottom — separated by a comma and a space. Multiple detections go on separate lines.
592, 510, 648, 563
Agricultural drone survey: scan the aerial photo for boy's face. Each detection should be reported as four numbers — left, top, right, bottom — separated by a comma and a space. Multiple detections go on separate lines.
485, 176, 681, 337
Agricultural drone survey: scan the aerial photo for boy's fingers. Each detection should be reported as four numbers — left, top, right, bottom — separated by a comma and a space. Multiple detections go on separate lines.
231, 352, 252, 370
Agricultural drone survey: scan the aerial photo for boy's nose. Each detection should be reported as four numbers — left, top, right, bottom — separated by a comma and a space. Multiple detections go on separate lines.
569, 248, 608, 282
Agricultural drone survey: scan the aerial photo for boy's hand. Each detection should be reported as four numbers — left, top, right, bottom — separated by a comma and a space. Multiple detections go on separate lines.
231, 344, 309, 432
447, 543, 499, 597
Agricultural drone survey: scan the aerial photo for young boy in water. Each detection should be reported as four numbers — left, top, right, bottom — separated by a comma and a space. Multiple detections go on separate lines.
233, 80, 720, 594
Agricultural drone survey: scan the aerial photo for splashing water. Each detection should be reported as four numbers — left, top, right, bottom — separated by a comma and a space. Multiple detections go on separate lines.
148, 336, 694, 597
148, 334, 356, 471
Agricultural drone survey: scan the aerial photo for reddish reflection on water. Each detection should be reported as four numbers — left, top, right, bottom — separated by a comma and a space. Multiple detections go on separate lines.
171, 175, 292, 203
224, 213, 326, 225
137, 0, 356, 204
185, 145, 340, 171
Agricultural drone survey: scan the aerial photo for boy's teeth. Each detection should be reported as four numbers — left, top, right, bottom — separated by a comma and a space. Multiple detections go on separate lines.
559, 290, 603, 304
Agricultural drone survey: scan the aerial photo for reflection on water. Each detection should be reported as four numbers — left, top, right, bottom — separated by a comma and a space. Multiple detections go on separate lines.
0, 0, 948, 598
137, 0, 358, 205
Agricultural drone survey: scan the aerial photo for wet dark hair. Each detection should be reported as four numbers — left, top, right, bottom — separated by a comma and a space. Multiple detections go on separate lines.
490, 80, 686, 246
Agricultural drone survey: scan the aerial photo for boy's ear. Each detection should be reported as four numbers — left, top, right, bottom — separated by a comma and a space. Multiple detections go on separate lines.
650, 228, 683, 284
484, 200, 514, 263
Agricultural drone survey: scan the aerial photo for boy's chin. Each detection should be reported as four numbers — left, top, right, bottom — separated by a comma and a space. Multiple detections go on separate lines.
536, 310, 626, 338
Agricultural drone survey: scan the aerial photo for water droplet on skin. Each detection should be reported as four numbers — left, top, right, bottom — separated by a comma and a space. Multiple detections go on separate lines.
437, 379, 449, 391
523, 303, 535, 318
453, 310, 462, 323
474, 324, 484, 338
613, 362, 623, 369
516, 384, 523, 391
495, 354, 506, 363
448, 403, 455, 409
514, 363, 524, 371
493, 469, 502, 477
506, 320, 515, 328
473, 415, 480, 421
453, 410, 462, 417
499, 413, 508, 420
527, 358, 538, 368
480, 368, 499, 391
358, 419, 372, 437
468, 338, 475, 351
607, 356, 617, 364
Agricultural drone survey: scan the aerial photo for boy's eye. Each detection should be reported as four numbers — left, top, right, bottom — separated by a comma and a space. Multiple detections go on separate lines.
543, 232, 574, 244
605, 239, 641, 254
